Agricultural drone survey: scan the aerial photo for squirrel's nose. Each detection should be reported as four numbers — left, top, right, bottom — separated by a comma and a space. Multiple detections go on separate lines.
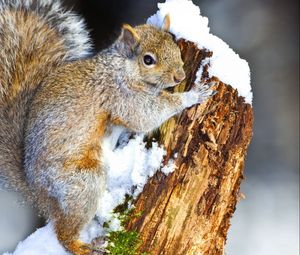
173, 69, 186, 84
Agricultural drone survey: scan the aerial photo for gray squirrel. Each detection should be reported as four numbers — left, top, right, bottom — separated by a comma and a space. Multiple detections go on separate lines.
0, 0, 215, 254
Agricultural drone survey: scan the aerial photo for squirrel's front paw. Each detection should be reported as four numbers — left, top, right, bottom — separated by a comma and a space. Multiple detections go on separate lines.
193, 81, 217, 102
182, 81, 217, 108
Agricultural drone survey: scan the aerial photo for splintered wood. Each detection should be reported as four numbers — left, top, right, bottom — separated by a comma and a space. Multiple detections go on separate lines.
126, 40, 253, 255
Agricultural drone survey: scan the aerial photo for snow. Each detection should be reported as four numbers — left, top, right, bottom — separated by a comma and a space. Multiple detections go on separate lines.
3, 223, 68, 255
147, 0, 253, 104
96, 131, 168, 229
5, 0, 251, 254
161, 159, 176, 175
5, 131, 172, 255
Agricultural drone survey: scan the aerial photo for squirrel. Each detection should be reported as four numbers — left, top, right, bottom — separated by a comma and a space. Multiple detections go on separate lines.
0, 0, 215, 254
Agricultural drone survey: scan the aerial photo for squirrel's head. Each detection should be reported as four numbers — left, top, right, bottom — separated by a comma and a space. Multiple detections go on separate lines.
115, 15, 185, 90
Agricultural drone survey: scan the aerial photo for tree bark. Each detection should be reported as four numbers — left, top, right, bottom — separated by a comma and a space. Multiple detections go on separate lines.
126, 40, 254, 255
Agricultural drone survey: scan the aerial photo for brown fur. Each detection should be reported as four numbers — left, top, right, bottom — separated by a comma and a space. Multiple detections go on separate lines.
55, 215, 93, 255
64, 113, 109, 171
0, 10, 66, 103
111, 116, 130, 128
64, 148, 100, 171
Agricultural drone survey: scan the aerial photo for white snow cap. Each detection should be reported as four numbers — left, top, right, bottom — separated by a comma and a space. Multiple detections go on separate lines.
148, 0, 253, 104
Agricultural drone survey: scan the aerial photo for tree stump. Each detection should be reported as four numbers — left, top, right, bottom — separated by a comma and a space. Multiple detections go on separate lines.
126, 40, 254, 254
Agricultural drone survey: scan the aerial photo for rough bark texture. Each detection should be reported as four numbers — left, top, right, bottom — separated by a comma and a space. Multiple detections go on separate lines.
126, 40, 254, 255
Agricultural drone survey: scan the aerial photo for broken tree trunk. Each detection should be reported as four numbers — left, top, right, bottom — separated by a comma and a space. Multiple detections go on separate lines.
126, 40, 254, 254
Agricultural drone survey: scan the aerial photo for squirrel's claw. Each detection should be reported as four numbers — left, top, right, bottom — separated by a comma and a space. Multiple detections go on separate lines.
211, 90, 218, 96
192, 81, 218, 103
91, 237, 108, 254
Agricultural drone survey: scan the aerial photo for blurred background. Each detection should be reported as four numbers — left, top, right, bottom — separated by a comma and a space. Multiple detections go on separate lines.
0, 0, 298, 254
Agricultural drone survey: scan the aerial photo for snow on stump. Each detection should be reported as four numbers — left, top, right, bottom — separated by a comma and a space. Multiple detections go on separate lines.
126, 39, 253, 255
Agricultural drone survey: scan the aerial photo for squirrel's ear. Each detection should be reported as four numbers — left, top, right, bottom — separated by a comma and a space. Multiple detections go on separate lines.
161, 14, 171, 31
119, 24, 140, 56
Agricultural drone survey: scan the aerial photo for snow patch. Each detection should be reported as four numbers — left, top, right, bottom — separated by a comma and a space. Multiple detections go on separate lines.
97, 132, 167, 223
161, 159, 176, 175
3, 223, 68, 255
147, 0, 252, 104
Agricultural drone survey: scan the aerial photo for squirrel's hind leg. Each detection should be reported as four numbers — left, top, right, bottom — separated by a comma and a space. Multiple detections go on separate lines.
55, 214, 92, 255
48, 181, 102, 255
52, 198, 97, 255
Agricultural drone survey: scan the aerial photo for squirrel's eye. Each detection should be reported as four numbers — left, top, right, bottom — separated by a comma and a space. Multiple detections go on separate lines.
143, 54, 156, 66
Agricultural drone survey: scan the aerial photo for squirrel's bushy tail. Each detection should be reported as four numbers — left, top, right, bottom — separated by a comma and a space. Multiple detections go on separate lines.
0, 0, 91, 195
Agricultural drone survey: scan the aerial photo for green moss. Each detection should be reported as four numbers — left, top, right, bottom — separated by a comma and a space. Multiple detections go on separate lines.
107, 230, 142, 255
113, 195, 133, 214
105, 196, 148, 255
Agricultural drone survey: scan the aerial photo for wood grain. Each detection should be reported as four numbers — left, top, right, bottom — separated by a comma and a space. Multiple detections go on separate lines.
126, 40, 253, 255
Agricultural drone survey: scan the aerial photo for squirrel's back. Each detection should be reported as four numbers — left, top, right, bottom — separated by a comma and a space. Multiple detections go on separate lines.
0, 0, 91, 193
